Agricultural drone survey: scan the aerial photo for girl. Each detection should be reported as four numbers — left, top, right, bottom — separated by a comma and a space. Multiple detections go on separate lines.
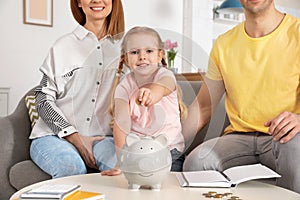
30, 0, 125, 178
102, 26, 187, 175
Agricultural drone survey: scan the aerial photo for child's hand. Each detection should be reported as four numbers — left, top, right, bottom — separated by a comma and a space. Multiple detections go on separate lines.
101, 168, 122, 176
137, 87, 154, 106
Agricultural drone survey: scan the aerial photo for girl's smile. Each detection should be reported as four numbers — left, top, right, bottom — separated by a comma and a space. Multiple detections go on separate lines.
125, 33, 163, 75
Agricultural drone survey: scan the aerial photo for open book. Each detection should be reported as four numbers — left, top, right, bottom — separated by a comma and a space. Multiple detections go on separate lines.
176, 164, 280, 188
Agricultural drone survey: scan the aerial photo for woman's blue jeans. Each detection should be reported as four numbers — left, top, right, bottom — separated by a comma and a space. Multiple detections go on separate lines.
30, 135, 117, 178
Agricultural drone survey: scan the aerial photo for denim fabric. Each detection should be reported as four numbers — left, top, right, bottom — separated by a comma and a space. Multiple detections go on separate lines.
170, 148, 185, 172
93, 136, 117, 170
30, 135, 117, 178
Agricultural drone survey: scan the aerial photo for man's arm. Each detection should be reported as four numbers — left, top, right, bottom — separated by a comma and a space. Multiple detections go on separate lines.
181, 77, 225, 145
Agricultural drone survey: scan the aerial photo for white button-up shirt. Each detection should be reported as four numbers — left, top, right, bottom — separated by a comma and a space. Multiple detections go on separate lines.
30, 25, 121, 139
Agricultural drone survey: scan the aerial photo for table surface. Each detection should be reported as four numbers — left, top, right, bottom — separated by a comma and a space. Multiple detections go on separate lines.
10, 173, 300, 200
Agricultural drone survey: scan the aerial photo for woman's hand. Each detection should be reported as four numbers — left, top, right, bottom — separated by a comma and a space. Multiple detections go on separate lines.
265, 111, 300, 143
65, 132, 105, 169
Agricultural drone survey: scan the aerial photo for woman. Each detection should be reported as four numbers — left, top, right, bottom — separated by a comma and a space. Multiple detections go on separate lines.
29, 0, 125, 178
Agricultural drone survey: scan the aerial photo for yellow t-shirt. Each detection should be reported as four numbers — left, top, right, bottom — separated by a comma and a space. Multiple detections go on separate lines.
207, 14, 300, 134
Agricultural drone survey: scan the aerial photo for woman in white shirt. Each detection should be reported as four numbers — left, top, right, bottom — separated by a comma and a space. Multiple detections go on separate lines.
30, 0, 125, 178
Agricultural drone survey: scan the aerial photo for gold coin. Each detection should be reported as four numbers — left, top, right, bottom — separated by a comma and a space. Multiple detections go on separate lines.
214, 194, 224, 198
135, 98, 141, 105
204, 194, 214, 198
208, 191, 217, 195
224, 192, 233, 197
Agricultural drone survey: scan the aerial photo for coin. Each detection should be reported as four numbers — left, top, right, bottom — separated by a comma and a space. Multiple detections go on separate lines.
208, 191, 217, 195
204, 194, 214, 198
135, 98, 141, 105
214, 194, 224, 198
224, 192, 233, 197
229, 196, 240, 200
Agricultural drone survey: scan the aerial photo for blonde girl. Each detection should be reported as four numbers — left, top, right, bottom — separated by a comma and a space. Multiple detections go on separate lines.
102, 26, 187, 176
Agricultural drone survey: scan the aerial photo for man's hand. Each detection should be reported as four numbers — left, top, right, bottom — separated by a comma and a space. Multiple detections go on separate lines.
65, 132, 105, 169
264, 111, 300, 143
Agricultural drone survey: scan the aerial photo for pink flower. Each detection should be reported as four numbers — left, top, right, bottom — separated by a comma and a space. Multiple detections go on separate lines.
164, 39, 178, 50
164, 39, 178, 68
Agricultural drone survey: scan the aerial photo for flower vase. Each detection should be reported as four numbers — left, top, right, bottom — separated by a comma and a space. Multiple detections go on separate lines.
168, 59, 175, 69
168, 59, 177, 73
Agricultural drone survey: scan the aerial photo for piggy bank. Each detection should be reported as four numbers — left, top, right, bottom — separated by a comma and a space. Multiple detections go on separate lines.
120, 133, 172, 190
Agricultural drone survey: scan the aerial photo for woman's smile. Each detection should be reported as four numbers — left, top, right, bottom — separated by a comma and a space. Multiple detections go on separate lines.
90, 6, 105, 11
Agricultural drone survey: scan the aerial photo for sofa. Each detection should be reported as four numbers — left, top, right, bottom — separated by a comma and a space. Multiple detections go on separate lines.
0, 80, 230, 199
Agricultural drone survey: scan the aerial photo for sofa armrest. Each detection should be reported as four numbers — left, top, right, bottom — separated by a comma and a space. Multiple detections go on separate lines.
0, 93, 32, 199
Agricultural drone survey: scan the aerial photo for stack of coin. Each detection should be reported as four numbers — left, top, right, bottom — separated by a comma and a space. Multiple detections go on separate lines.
202, 191, 242, 199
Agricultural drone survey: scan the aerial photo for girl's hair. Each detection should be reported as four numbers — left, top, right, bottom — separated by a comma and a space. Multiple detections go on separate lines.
109, 26, 187, 127
70, 0, 125, 36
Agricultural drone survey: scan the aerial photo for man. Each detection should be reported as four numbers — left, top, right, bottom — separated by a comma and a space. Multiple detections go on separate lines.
183, 0, 300, 193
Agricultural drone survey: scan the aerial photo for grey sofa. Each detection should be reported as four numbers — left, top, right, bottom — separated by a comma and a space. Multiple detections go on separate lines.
0, 80, 229, 199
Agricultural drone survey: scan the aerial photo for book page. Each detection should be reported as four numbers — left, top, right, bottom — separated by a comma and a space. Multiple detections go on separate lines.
182, 170, 230, 187
223, 164, 281, 185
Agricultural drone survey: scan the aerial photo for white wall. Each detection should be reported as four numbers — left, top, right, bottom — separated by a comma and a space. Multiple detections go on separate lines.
123, 0, 182, 32
275, 0, 300, 9
0, 0, 77, 115
0, 0, 183, 115
189, 0, 300, 73
191, 0, 213, 72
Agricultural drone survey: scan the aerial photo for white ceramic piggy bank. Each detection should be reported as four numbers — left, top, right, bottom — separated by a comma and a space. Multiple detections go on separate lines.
120, 133, 172, 190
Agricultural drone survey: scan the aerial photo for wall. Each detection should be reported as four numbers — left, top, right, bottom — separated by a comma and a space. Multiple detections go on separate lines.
191, 0, 213, 72
275, 0, 300, 9
0, 0, 77, 115
0, 0, 183, 115
189, 0, 300, 73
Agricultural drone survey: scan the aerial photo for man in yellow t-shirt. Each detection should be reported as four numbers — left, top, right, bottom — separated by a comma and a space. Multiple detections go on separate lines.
183, 0, 300, 193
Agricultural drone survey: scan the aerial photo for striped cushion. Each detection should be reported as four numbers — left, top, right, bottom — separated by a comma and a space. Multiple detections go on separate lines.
24, 95, 39, 127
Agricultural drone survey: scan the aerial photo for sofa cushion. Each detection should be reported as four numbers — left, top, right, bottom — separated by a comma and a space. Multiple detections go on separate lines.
9, 160, 51, 190
24, 95, 39, 127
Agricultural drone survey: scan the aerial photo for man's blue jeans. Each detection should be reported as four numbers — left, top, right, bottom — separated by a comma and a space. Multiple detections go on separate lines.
30, 135, 117, 178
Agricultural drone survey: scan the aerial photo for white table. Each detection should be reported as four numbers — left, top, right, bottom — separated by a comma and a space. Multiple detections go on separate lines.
10, 173, 300, 200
